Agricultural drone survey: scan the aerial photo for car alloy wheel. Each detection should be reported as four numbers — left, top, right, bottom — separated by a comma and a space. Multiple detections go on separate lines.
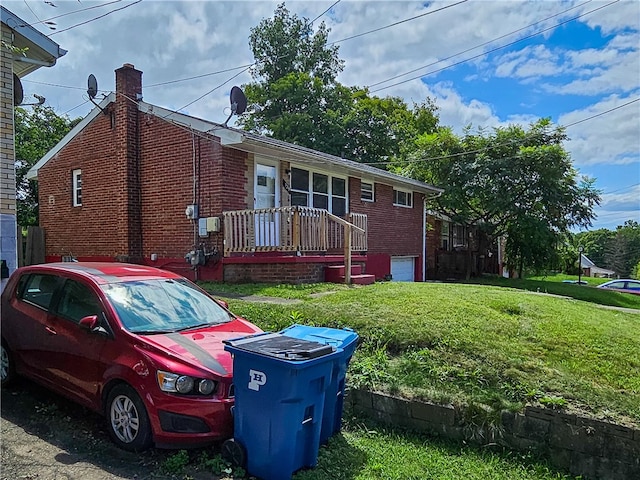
106, 384, 152, 451
0, 341, 15, 386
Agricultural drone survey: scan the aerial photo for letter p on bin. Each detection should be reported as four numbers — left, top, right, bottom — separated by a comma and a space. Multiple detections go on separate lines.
223, 333, 342, 480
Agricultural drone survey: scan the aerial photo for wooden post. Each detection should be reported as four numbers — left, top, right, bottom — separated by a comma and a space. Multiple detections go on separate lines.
293, 207, 301, 251
344, 224, 352, 285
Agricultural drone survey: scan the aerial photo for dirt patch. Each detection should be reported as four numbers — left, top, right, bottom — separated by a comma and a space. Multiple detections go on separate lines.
1, 380, 234, 480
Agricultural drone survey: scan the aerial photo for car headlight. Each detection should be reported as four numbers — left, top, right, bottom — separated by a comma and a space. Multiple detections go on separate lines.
157, 370, 216, 396
176, 375, 194, 393
198, 379, 215, 395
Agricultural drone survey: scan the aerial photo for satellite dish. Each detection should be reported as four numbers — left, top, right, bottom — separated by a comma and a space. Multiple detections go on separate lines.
224, 86, 247, 126
230, 86, 247, 115
86, 74, 108, 115
13, 74, 24, 106
87, 74, 98, 99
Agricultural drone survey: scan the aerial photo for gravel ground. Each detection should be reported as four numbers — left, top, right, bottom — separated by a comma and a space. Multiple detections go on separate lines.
1, 380, 231, 480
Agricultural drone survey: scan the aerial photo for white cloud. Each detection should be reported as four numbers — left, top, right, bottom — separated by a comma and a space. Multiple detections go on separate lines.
560, 93, 640, 167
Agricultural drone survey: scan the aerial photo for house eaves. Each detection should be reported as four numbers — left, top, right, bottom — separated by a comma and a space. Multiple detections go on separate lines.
1, 6, 67, 77
140, 101, 444, 197
27, 94, 115, 180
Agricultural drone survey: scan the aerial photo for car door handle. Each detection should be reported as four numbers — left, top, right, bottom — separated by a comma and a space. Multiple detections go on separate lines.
45, 326, 57, 335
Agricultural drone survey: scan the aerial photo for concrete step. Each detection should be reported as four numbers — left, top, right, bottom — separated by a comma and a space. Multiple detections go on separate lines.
325, 264, 363, 282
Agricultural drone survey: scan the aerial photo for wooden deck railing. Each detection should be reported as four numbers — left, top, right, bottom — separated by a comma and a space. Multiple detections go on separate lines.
223, 206, 367, 256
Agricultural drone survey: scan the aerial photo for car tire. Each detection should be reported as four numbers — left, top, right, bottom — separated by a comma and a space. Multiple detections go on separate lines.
1, 339, 16, 387
105, 384, 153, 451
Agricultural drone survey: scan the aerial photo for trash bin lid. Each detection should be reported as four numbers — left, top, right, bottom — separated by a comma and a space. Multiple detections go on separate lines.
224, 333, 335, 361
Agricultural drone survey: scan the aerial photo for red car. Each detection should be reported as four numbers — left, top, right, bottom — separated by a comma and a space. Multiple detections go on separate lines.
0, 263, 261, 451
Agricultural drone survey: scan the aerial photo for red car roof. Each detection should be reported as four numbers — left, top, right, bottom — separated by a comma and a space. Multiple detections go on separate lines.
18, 262, 183, 284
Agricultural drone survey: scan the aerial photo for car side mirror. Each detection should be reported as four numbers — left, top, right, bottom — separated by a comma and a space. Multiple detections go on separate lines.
79, 315, 109, 335
216, 299, 229, 309
79, 315, 100, 330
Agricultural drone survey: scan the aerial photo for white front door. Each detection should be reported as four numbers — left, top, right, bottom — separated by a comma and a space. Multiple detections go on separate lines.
254, 162, 279, 246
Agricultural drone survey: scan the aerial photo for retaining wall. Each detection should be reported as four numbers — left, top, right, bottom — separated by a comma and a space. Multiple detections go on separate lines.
347, 389, 640, 480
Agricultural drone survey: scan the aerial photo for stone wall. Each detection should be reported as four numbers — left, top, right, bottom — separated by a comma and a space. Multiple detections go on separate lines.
348, 389, 640, 480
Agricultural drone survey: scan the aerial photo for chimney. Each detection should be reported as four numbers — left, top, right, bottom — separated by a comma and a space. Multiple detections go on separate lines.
113, 63, 143, 262
115, 63, 142, 101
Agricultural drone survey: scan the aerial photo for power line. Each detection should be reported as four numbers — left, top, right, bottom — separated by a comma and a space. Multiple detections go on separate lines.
563, 98, 640, 128
367, 0, 592, 89
370, 0, 619, 93
16, 0, 124, 29
145, 64, 254, 88
310, 0, 341, 26
23, 0, 43, 25
49, 0, 142, 36
329, 0, 468, 45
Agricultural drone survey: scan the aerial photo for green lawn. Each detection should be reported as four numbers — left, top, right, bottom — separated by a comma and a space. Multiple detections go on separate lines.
202, 280, 640, 428
196, 278, 639, 479
466, 274, 640, 310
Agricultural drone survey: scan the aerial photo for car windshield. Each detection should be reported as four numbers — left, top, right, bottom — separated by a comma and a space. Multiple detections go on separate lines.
101, 279, 232, 334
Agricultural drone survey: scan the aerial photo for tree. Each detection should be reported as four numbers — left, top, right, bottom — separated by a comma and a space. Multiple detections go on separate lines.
240, 2, 349, 152
240, 4, 440, 165
398, 118, 601, 278
14, 105, 80, 226
604, 221, 640, 277
574, 228, 615, 267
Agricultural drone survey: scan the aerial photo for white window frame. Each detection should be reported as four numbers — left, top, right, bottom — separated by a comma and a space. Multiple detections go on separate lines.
72, 169, 82, 207
361, 181, 374, 202
289, 166, 348, 216
393, 188, 412, 208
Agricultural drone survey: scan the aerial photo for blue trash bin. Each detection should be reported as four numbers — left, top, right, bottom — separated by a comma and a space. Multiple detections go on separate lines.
223, 332, 341, 480
279, 325, 359, 444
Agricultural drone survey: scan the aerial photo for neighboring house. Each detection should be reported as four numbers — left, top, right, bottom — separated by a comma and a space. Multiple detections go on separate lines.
426, 212, 500, 280
28, 64, 445, 284
580, 254, 615, 278
1, 6, 66, 291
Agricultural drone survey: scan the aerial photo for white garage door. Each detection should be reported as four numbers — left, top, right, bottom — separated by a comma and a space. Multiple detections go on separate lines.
391, 257, 415, 282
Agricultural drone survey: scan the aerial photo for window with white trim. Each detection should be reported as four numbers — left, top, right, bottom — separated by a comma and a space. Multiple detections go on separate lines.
361, 181, 374, 202
290, 167, 347, 216
72, 169, 82, 207
393, 188, 412, 208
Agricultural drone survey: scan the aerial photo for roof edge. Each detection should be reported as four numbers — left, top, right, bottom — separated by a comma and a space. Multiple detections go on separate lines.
27, 93, 115, 180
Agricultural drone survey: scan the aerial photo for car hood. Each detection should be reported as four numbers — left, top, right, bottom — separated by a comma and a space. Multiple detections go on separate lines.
138, 319, 261, 377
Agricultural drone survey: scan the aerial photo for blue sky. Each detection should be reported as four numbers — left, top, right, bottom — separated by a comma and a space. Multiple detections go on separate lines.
8, 0, 640, 231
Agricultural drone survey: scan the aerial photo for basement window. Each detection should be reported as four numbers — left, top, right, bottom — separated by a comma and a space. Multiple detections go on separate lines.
72, 169, 82, 207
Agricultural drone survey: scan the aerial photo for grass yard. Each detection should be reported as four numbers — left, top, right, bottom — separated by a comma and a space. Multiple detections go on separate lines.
293, 418, 575, 480
467, 274, 640, 310
202, 280, 640, 428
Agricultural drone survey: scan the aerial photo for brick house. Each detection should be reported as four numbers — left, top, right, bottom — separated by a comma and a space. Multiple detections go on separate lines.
28, 63, 447, 284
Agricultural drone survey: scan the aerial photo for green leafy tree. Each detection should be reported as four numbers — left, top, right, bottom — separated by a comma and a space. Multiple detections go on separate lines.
604, 220, 640, 277
14, 105, 80, 226
398, 119, 601, 278
240, 4, 440, 166
574, 228, 615, 267
240, 3, 348, 151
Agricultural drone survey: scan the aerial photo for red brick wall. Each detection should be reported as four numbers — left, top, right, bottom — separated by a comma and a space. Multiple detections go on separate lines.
348, 177, 426, 279
39, 111, 124, 258
348, 178, 425, 256
39, 82, 249, 264
224, 262, 325, 284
